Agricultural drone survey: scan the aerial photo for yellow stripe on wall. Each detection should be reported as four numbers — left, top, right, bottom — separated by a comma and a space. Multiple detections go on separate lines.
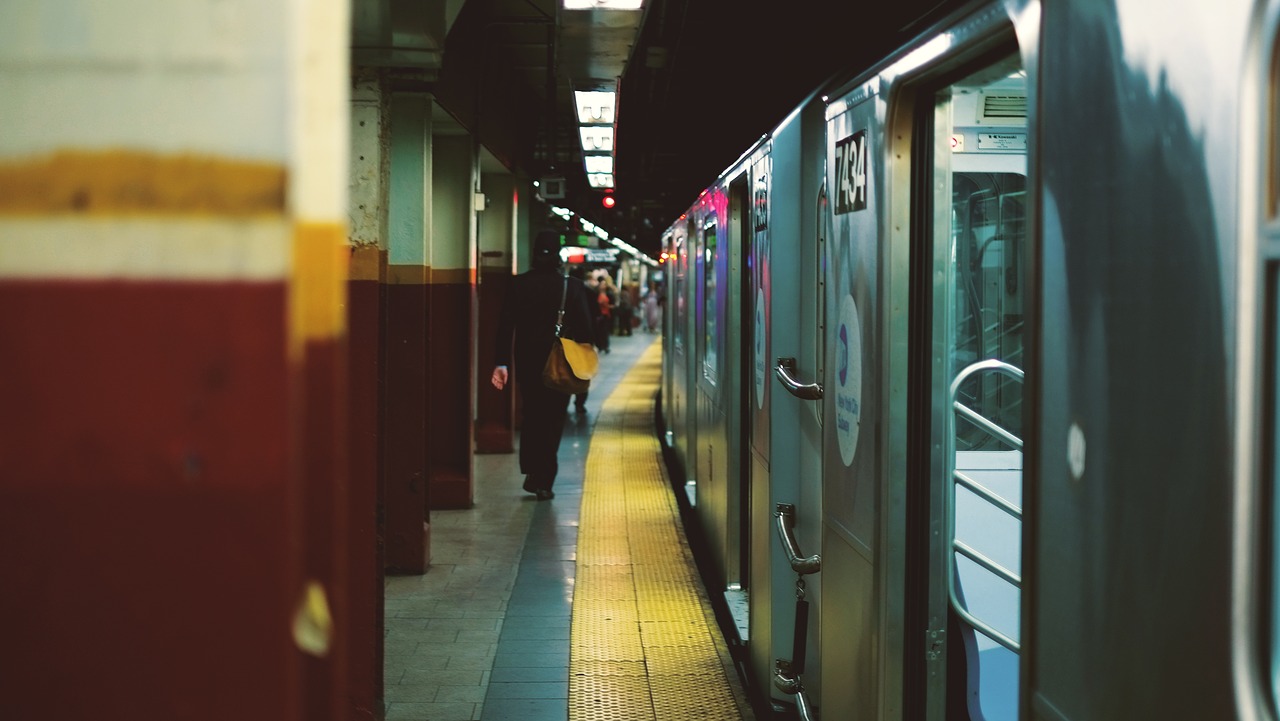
291, 221, 349, 357
428, 267, 473, 285
349, 245, 385, 283
0, 150, 286, 215
383, 266, 474, 285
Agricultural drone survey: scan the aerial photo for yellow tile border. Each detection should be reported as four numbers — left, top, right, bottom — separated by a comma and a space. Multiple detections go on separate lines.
570, 343, 751, 721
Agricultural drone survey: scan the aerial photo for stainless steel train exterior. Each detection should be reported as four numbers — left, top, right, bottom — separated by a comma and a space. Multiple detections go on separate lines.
658, 0, 1280, 719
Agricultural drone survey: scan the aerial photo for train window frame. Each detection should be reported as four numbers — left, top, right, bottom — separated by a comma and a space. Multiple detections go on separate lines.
674, 226, 687, 357
816, 179, 828, 428
702, 217, 720, 386
1251, 14, 1280, 717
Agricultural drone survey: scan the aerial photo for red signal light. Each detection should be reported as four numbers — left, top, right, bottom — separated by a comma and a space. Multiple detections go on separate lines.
602, 195, 616, 209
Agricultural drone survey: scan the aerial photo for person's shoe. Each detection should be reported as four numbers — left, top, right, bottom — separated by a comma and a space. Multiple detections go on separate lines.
535, 489, 555, 501
522, 476, 538, 494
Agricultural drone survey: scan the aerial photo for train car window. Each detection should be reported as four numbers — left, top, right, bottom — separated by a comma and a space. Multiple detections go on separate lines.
704, 220, 719, 383
674, 228, 686, 356
951, 173, 1026, 448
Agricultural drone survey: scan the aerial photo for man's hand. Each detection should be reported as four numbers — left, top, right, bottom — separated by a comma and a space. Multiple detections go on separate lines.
491, 366, 509, 390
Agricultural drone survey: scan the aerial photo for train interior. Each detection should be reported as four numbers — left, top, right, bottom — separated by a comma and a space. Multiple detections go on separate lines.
938, 56, 1026, 721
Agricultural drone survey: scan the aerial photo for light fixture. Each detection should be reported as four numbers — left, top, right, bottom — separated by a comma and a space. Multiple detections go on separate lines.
579, 127, 614, 152
563, 0, 643, 9
587, 173, 615, 189
583, 155, 614, 174
574, 90, 616, 124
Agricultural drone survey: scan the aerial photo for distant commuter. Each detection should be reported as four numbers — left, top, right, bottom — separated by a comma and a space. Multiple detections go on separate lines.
643, 283, 661, 333
490, 229, 594, 500
595, 272, 616, 351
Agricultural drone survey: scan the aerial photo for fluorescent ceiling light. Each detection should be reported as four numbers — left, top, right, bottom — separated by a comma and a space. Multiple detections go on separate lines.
587, 173, 615, 188
583, 155, 614, 174
580, 127, 614, 152
564, 0, 643, 9
574, 90, 616, 124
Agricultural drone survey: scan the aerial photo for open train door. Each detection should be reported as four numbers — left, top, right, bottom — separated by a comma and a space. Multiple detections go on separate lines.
909, 52, 1029, 721
819, 13, 1030, 719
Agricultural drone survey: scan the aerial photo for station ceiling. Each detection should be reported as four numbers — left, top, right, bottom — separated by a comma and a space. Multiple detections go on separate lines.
402, 0, 970, 257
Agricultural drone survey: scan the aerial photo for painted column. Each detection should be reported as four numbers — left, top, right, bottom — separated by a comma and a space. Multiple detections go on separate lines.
346, 69, 388, 719
0, 1, 351, 719
426, 135, 477, 509
383, 91, 431, 573
475, 173, 519, 454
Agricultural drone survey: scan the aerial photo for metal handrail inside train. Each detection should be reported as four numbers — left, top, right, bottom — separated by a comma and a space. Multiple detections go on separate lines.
947, 359, 1025, 653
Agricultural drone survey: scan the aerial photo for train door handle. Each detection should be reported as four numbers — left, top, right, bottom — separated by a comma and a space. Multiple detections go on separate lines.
775, 357, 823, 400
774, 503, 821, 574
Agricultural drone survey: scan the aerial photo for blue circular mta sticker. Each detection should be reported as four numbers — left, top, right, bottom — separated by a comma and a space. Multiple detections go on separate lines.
835, 294, 862, 466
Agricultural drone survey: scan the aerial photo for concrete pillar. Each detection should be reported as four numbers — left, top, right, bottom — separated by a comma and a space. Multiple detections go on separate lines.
383, 91, 431, 573
0, 1, 352, 719
346, 68, 388, 720
475, 173, 519, 454
425, 134, 476, 509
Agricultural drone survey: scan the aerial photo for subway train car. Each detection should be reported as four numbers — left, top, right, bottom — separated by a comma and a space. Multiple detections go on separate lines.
659, 0, 1280, 719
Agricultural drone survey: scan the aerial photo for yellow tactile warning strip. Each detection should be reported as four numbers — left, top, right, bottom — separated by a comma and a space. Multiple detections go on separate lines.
571, 343, 750, 721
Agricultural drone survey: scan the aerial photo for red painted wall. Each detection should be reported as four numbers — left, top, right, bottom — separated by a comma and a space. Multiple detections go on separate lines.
382, 272, 429, 573
475, 268, 513, 454
0, 280, 301, 720
426, 278, 474, 509
346, 251, 384, 718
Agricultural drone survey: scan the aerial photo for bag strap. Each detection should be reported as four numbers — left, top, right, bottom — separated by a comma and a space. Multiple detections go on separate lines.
554, 271, 568, 339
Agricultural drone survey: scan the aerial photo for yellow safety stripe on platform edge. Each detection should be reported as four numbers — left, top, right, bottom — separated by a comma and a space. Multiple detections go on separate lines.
570, 344, 749, 721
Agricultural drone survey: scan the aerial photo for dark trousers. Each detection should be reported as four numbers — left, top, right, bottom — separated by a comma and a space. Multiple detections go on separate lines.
518, 380, 569, 490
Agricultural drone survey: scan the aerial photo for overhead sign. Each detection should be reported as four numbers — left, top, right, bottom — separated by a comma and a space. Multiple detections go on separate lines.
585, 248, 620, 263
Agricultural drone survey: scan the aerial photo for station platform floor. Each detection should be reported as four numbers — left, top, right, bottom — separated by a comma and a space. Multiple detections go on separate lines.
383, 332, 756, 721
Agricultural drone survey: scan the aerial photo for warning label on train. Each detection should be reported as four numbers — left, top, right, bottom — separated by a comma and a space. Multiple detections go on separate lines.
835, 294, 863, 466
834, 130, 869, 214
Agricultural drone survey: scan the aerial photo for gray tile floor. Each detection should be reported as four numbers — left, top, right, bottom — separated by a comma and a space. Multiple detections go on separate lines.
384, 332, 657, 721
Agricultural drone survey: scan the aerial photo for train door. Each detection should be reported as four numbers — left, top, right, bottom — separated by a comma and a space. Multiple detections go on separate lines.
661, 229, 676, 445
769, 102, 827, 716
745, 147, 776, 690
670, 222, 695, 486
820, 79, 887, 720
724, 173, 754, 639
911, 54, 1028, 721
692, 176, 752, 594
694, 203, 732, 577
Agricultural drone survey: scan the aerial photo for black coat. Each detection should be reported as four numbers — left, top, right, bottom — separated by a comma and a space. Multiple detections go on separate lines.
494, 266, 595, 385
